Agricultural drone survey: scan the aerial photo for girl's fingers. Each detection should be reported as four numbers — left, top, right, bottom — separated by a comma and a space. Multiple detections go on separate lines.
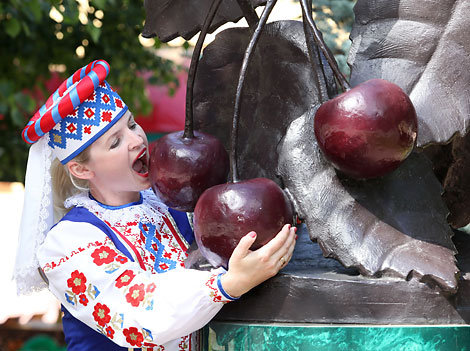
271, 227, 297, 262
285, 232, 296, 260
231, 231, 257, 260
277, 230, 297, 269
260, 224, 291, 255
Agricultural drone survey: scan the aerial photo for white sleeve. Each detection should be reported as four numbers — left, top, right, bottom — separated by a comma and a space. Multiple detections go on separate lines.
37, 220, 235, 348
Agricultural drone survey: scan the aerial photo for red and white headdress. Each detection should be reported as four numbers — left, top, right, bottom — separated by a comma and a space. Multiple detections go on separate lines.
14, 60, 128, 294
22, 60, 128, 163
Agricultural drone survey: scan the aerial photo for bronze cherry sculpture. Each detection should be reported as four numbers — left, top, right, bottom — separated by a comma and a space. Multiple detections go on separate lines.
193, 0, 293, 268
314, 79, 418, 179
149, 131, 229, 211
193, 178, 293, 268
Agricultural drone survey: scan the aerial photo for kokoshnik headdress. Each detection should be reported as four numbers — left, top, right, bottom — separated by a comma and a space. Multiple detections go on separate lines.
13, 60, 128, 294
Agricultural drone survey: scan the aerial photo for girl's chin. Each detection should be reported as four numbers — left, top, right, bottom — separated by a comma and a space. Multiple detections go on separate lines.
138, 179, 151, 190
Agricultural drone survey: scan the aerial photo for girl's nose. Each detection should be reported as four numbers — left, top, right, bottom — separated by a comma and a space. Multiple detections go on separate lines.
128, 129, 144, 149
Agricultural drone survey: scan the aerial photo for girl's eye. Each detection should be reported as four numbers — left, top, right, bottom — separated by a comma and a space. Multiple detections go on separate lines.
129, 122, 137, 130
110, 138, 120, 149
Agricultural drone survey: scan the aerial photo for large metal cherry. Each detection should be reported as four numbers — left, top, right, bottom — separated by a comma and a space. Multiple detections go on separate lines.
193, 177, 293, 268
314, 79, 418, 179
149, 130, 229, 212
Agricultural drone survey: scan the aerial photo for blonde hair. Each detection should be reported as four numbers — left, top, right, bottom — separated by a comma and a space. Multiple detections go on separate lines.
51, 148, 91, 220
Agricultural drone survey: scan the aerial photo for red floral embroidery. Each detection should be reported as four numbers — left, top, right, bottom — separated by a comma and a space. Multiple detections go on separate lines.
67, 270, 87, 294
179, 335, 189, 349
84, 126, 92, 134
115, 98, 123, 108
123, 327, 143, 347
126, 283, 145, 307
115, 269, 136, 288
143, 342, 161, 350
43, 242, 102, 272
91, 246, 117, 266
101, 111, 112, 122
115, 255, 128, 264
84, 108, 94, 118
146, 283, 156, 293
79, 294, 89, 306
93, 303, 111, 327
206, 274, 224, 303
105, 326, 115, 339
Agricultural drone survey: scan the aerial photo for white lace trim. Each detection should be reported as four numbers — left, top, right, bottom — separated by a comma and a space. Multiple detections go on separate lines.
64, 189, 169, 227
13, 137, 54, 295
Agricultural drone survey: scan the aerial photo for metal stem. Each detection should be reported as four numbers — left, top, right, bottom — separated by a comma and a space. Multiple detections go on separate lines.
183, 0, 223, 139
299, 0, 351, 91
301, 5, 329, 102
230, 0, 277, 182
236, 0, 260, 28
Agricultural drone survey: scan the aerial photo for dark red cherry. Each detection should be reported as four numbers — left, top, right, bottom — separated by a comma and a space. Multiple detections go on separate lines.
149, 130, 229, 211
314, 79, 418, 179
193, 178, 294, 268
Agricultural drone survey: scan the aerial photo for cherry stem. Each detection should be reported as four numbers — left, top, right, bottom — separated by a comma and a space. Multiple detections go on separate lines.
299, 0, 351, 92
301, 1, 329, 103
183, 0, 223, 139
231, 0, 277, 182
236, 0, 260, 28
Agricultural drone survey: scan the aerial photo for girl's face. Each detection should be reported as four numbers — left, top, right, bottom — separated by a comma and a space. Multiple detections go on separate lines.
85, 110, 150, 206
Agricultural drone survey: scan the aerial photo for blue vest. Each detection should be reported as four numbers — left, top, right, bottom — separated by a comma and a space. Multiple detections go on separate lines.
59, 206, 194, 350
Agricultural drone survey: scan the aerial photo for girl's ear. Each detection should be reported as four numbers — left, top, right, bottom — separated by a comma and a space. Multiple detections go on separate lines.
67, 161, 93, 180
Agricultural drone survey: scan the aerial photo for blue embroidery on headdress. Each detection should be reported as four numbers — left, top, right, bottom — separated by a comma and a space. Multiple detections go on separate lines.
48, 81, 121, 150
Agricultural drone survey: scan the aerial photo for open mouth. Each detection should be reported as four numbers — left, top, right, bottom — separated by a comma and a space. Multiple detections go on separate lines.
132, 149, 149, 177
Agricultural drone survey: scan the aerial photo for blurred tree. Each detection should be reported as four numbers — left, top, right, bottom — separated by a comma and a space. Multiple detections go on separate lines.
307, 0, 356, 77
0, 0, 180, 183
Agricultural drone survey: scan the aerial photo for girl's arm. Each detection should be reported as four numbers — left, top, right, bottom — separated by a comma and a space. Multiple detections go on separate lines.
38, 221, 233, 348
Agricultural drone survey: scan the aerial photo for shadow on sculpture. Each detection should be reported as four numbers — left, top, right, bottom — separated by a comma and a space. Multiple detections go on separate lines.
142, 0, 470, 323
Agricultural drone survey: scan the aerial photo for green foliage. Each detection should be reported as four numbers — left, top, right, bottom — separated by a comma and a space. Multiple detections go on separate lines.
0, 0, 180, 183
20, 334, 66, 351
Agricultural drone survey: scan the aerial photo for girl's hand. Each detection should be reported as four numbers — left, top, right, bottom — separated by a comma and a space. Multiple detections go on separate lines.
220, 224, 297, 298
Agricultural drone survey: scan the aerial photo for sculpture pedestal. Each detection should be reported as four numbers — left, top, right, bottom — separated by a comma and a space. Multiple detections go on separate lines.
203, 225, 470, 349
203, 323, 470, 350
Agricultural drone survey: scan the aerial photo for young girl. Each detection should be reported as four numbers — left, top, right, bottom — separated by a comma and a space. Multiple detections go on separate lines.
13, 60, 296, 350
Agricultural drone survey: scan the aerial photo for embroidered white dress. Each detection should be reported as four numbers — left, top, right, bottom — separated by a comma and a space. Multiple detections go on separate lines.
37, 189, 233, 351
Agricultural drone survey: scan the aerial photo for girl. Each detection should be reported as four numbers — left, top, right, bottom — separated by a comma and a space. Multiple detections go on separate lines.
13, 60, 296, 350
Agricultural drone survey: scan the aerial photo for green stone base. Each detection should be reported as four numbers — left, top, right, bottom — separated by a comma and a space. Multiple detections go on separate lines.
203, 322, 470, 351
